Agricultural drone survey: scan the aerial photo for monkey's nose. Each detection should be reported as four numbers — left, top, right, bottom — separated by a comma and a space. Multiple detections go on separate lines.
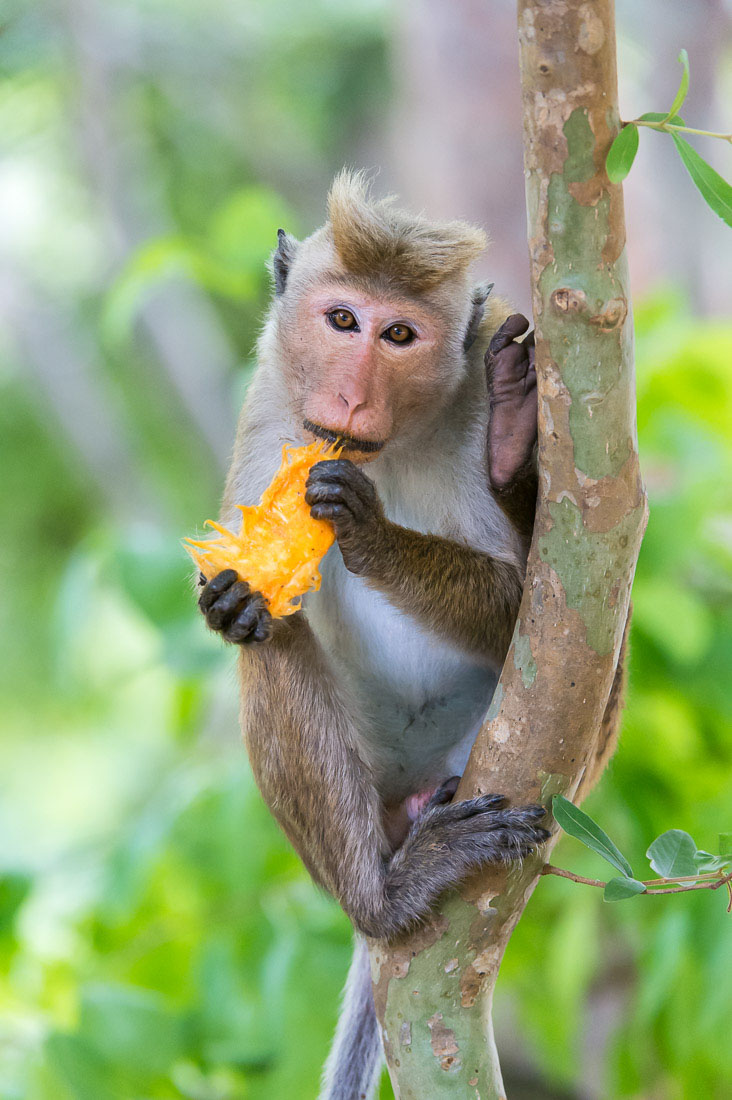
338, 391, 367, 416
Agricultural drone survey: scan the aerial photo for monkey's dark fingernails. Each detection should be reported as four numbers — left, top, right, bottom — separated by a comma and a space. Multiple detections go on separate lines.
523, 330, 535, 349
199, 569, 240, 612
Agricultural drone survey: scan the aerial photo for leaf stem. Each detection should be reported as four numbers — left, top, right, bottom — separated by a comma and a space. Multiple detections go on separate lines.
631, 119, 732, 143
541, 864, 732, 908
643, 871, 726, 885
540, 865, 605, 888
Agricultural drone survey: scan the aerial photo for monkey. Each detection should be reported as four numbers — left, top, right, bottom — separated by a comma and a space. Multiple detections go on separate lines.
194, 171, 621, 1099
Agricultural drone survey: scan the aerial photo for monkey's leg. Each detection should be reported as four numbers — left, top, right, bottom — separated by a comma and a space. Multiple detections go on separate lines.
237, 612, 549, 941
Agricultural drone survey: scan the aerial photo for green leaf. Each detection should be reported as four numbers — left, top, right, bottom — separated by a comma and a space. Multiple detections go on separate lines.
694, 850, 728, 873
637, 112, 686, 125
671, 134, 732, 227
606, 123, 639, 183
647, 830, 698, 877
665, 48, 690, 120
604, 877, 647, 902
552, 795, 634, 878
720, 833, 732, 858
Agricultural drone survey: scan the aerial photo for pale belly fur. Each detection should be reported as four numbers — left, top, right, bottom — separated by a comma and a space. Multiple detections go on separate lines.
305, 547, 499, 806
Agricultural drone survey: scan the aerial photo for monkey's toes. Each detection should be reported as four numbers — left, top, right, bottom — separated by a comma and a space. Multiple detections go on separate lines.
450, 793, 510, 819
427, 776, 461, 808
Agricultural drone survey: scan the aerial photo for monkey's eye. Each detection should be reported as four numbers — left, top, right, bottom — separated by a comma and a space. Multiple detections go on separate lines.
382, 323, 415, 345
328, 309, 358, 331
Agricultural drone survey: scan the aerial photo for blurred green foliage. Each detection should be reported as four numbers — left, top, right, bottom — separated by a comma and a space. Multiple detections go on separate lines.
1, 2, 731, 1099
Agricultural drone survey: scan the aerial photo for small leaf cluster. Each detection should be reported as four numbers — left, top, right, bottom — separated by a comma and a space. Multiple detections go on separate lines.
552, 795, 732, 903
606, 49, 732, 227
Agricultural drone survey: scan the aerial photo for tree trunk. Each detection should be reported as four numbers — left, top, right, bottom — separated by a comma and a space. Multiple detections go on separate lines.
369, 2, 648, 1096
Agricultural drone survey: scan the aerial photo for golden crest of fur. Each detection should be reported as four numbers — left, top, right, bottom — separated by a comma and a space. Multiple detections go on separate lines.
326, 169, 487, 293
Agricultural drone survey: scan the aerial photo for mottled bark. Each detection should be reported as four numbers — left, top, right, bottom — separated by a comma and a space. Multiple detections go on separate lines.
370, 3, 648, 1096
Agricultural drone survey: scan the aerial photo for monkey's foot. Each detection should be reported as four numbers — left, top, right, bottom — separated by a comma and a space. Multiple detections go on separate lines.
404, 794, 549, 871
198, 569, 273, 644
372, 796, 549, 937
486, 313, 537, 491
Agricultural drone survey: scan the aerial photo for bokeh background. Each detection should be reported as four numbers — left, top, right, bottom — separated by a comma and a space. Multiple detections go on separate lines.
1, 1, 731, 1098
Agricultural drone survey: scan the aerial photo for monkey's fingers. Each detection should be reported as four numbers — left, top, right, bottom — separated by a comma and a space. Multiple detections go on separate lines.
198, 569, 238, 613
223, 592, 272, 644
205, 580, 251, 630
307, 460, 379, 515
488, 313, 530, 357
305, 478, 364, 520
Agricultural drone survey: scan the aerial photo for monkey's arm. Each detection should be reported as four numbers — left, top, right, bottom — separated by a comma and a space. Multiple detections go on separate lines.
305, 462, 524, 667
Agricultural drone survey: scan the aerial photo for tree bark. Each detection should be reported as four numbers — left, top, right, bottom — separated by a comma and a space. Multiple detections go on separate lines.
369, 2, 648, 1096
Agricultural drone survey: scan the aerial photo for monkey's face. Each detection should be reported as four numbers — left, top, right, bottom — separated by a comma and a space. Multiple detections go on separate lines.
279, 282, 460, 461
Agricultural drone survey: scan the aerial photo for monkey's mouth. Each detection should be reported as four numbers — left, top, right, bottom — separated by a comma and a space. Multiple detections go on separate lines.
303, 419, 385, 454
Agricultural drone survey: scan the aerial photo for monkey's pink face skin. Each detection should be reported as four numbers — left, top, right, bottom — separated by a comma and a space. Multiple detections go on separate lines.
280, 283, 448, 461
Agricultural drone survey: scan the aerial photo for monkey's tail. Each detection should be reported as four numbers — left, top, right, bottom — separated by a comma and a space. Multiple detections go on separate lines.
319, 935, 383, 1100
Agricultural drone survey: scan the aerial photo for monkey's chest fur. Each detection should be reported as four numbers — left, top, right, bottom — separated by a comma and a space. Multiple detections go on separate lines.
308, 565, 497, 804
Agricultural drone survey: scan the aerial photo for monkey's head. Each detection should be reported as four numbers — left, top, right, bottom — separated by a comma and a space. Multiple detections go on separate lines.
264, 171, 493, 461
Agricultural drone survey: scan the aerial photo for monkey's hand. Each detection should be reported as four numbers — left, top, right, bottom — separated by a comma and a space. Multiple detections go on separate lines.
198, 569, 273, 644
305, 459, 384, 576
486, 313, 537, 492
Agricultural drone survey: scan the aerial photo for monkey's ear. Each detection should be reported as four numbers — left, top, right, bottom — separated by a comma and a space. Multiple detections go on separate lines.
271, 229, 298, 295
463, 281, 494, 351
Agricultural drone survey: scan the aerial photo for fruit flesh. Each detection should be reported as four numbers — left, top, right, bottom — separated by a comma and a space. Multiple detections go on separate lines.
184, 440, 339, 618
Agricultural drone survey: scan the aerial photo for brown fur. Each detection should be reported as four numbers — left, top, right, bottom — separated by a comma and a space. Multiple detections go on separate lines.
327, 169, 487, 294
